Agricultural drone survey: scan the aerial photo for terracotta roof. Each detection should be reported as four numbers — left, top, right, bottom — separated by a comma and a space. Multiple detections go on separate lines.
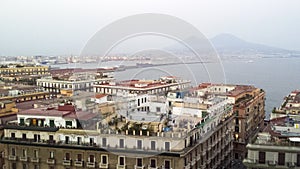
94, 94, 107, 99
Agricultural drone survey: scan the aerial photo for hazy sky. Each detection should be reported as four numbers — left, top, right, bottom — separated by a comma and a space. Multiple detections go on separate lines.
0, 0, 299, 56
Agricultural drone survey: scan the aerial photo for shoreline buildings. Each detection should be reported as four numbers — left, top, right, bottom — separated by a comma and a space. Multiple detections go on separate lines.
243, 90, 300, 169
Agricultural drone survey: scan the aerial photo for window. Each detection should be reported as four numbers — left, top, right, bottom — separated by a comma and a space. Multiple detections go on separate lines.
102, 138, 107, 147
119, 139, 124, 148
22, 149, 27, 157
49, 166, 54, 169
49, 151, 54, 159
22, 164, 27, 169
165, 142, 170, 151
77, 137, 82, 145
119, 156, 125, 166
20, 118, 25, 125
65, 136, 69, 144
235, 126, 239, 132
164, 160, 171, 169
136, 158, 143, 167
11, 148, 16, 156
150, 159, 156, 168
156, 107, 161, 112
89, 155, 95, 163
65, 153, 70, 160
90, 138, 94, 146
101, 155, 108, 164
12, 163, 17, 169
49, 120, 55, 127
278, 152, 285, 165
11, 133, 15, 139
34, 150, 38, 158
49, 135, 54, 141
297, 154, 300, 167
65, 121, 72, 127
22, 133, 26, 140
34, 165, 39, 169
34, 134, 41, 142
137, 140, 142, 149
258, 152, 265, 164
150, 141, 156, 150
77, 154, 82, 161
235, 118, 239, 125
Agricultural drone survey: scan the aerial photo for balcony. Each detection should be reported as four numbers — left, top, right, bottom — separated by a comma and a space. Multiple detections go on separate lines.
184, 163, 190, 169
135, 165, 145, 169
47, 158, 55, 164
267, 160, 276, 166
8, 155, 17, 161
20, 156, 28, 162
31, 158, 40, 163
63, 159, 72, 166
74, 160, 84, 167
287, 162, 295, 167
117, 165, 126, 169
99, 163, 108, 168
148, 167, 158, 169
87, 162, 96, 168
192, 158, 196, 165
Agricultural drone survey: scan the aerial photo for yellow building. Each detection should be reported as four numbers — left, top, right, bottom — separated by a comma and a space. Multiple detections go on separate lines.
0, 65, 49, 76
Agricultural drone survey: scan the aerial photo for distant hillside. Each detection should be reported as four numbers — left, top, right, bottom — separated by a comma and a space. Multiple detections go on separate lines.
210, 33, 296, 55
167, 33, 300, 57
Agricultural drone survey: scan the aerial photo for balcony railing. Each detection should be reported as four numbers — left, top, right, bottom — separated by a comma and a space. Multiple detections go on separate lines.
184, 163, 190, 169
20, 156, 28, 162
8, 155, 17, 161
86, 162, 96, 168
74, 160, 84, 167
148, 166, 158, 169
47, 158, 55, 164
31, 157, 40, 163
117, 165, 126, 169
99, 163, 108, 168
267, 160, 276, 166
191, 157, 196, 165
134, 165, 145, 169
63, 159, 72, 166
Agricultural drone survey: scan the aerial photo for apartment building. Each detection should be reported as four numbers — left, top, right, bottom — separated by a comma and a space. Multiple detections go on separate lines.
0, 83, 50, 103
192, 83, 266, 161
0, 86, 234, 169
243, 116, 300, 169
271, 90, 300, 119
37, 71, 113, 94
0, 64, 49, 77
93, 76, 191, 95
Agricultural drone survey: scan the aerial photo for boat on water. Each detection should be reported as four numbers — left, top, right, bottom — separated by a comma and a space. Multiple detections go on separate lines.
136, 63, 153, 67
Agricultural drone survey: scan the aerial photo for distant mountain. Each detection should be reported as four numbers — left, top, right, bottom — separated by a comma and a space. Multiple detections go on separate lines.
210, 33, 296, 55
167, 33, 300, 57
